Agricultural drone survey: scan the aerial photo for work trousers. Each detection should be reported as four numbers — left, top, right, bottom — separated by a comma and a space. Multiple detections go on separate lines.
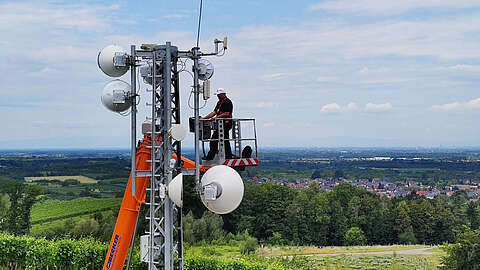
207, 124, 232, 159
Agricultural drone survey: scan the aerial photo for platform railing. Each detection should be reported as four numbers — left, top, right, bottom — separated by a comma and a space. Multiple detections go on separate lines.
198, 118, 258, 161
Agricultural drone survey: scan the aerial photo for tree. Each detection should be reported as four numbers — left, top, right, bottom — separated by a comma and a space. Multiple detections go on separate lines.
395, 201, 412, 238
398, 231, 417, 244
344, 226, 366, 246
441, 227, 480, 270
2, 181, 43, 235
466, 201, 479, 230
267, 232, 284, 246
0, 194, 8, 229
229, 182, 297, 240
409, 200, 435, 244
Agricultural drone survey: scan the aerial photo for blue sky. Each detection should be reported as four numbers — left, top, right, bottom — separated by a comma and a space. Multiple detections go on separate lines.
0, 0, 480, 149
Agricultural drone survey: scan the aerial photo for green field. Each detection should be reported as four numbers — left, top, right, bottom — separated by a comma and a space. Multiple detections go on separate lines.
30, 197, 121, 224
187, 244, 444, 269
25, 175, 98, 184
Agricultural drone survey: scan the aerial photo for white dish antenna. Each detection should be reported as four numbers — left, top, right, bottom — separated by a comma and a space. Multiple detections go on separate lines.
101, 80, 131, 112
168, 124, 186, 141
200, 165, 244, 214
168, 173, 183, 208
98, 45, 129, 77
197, 59, 214, 81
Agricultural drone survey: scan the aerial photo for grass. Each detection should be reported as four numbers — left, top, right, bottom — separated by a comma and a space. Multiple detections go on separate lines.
261, 245, 433, 256
30, 197, 121, 224
185, 244, 444, 270
25, 175, 98, 184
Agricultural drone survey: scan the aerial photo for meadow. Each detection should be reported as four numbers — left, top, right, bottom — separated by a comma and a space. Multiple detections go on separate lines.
186, 244, 444, 269
25, 175, 98, 184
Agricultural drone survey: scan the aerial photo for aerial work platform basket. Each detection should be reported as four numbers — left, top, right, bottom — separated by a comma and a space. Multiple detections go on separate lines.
189, 118, 259, 170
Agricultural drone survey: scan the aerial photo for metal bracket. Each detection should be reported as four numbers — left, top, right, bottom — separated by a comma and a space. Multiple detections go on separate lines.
113, 53, 128, 67
204, 184, 218, 202
112, 90, 126, 104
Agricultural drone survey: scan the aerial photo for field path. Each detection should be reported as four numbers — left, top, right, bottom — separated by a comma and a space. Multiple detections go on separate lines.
292, 247, 435, 257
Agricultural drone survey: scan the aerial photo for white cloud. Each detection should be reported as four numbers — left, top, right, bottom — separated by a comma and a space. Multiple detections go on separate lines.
256, 102, 278, 109
321, 102, 390, 113
309, 0, 480, 14
321, 103, 342, 113
263, 122, 275, 127
439, 65, 480, 72
232, 15, 480, 61
317, 76, 338, 82
0, 2, 116, 31
432, 98, 480, 111
431, 102, 462, 111
466, 98, 480, 109
345, 102, 359, 111
358, 67, 390, 74
260, 72, 297, 81
365, 103, 393, 112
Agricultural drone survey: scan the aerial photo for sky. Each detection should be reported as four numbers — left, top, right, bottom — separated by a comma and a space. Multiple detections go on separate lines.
0, 0, 479, 149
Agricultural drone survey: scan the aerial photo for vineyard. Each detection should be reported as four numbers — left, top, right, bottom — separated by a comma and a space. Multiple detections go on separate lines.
0, 234, 291, 270
30, 198, 122, 224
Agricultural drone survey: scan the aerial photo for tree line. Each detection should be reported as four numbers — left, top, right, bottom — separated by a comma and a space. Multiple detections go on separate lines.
221, 182, 477, 246
1, 178, 479, 248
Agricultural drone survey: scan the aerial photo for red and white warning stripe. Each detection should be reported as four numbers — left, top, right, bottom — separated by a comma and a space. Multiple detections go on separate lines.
223, 158, 258, 167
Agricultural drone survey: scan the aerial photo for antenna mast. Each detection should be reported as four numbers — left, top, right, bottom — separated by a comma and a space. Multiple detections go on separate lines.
97, 2, 229, 269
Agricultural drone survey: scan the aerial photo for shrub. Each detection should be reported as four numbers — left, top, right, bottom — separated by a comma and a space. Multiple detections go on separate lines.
344, 226, 366, 246
441, 227, 480, 270
240, 237, 258, 254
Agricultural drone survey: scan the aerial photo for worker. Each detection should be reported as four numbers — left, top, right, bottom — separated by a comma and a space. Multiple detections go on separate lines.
201, 88, 233, 160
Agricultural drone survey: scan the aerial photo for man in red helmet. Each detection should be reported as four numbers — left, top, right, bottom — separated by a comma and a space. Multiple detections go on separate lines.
201, 88, 233, 160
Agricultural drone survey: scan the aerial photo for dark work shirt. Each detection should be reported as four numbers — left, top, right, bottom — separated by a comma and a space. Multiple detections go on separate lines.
214, 97, 233, 117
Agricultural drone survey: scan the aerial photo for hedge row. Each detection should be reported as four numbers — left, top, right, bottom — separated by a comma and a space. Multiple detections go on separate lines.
0, 234, 107, 269
184, 256, 290, 270
0, 234, 292, 270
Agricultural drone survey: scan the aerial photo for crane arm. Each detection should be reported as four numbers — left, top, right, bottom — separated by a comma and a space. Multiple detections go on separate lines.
103, 138, 152, 270
103, 137, 204, 270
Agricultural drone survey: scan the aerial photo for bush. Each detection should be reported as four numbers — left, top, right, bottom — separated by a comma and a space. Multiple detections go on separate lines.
441, 227, 480, 270
0, 233, 107, 269
184, 256, 286, 270
240, 237, 258, 255
344, 227, 366, 246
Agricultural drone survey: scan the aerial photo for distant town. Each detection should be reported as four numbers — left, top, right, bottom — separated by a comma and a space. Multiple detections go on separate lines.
249, 156, 480, 201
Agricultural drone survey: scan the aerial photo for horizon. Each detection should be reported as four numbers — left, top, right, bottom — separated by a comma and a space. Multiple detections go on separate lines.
2, 145, 480, 152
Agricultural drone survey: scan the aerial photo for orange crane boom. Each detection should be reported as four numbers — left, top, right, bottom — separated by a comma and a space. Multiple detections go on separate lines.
103, 136, 205, 270
103, 137, 152, 270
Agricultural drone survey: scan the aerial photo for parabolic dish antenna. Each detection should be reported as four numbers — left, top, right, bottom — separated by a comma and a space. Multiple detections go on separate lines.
200, 165, 244, 214
101, 79, 131, 112
98, 45, 129, 77
197, 59, 214, 81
